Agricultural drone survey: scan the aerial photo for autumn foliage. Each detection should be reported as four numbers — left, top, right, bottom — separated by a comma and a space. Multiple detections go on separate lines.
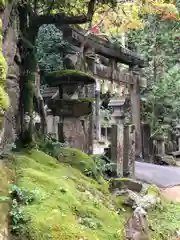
88, 0, 180, 35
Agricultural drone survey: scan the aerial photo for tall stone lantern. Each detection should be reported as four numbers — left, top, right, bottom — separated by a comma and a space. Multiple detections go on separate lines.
45, 69, 95, 152
108, 97, 126, 177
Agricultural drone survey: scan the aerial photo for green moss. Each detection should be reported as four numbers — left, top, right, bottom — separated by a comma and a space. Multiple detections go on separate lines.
12, 150, 128, 240
57, 148, 100, 180
48, 69, 91, 78
0, 0, 8, 8
11, 150, 180, 240
46, 69, 95, 86
0, 86, 9, 109
149, 200, 180, 240
0, 163, 12, 232
0, 18, 9, 127
119, 178, 129, 181
146, 184, 160, 196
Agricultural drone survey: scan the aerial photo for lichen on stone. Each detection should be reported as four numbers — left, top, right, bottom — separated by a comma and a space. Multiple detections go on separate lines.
146, 184, 160, 196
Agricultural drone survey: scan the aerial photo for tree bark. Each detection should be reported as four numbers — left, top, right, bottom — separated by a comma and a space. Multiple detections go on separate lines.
34, 0, 97, 27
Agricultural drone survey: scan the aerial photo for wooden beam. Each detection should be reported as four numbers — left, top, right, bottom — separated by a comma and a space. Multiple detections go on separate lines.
63, 26, 145, 67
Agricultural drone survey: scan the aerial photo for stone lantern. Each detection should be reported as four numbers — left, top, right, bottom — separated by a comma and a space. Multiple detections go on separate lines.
45, 69, 95, 152
154, 136, 166, 155
108, 97, 126, 124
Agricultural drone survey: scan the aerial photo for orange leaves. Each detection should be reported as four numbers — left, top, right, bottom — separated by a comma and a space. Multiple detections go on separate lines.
77, 0, 179, 36
150, 2, 179, 20
161, 12, 178, 21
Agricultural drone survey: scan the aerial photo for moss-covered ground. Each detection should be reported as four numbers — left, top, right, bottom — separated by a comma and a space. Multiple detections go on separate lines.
149, 199, 180, 240
0, 161, 12, 234
12, 150, 129, 240
0, 148, 180, 239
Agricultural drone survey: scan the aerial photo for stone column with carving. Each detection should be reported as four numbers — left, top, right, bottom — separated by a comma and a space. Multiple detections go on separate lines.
129, 66, 142, 160
123, 124, 135, 178
109, 98, 126, 177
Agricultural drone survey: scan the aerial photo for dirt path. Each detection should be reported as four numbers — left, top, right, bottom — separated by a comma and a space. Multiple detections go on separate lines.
161, 186, 180, 202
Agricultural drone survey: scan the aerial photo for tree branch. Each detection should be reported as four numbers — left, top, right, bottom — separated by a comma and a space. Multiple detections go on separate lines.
35, 0, 96, 27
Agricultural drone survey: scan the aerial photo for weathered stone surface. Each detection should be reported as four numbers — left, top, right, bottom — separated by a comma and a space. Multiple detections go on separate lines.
48, 99, 92, 117
154, 154, 177, 166
135, 194, 161, 210
63, 117, 88, 152
62, 84, 94, 154
125, 207, 150, 240
123, 190, 140, 208
114, 184, 161, 211
1, 17, 20, 148
109, 178, 143, 193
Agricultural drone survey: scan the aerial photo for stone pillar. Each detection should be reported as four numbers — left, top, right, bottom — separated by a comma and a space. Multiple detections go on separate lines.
141, 123, 151, 162
111, 124, 124, 177
93, 55, 101, 142
175, 125, 180, 151
177, 135, 180, 151
156, 137, 165, 155
58, 85, 64, 142
109, 98, 126, 177
123, 124, 129, 176
95, 80, 101, 141
123, 124, 135, 178
129, 124, 135, 177
129, 66, 142, 159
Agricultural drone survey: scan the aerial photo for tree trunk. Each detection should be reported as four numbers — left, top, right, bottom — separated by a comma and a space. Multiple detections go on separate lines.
34, 70, 47, 135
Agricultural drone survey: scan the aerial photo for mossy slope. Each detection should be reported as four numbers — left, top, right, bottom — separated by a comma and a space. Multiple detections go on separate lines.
0, 162, 12, 234
57, 148, 100, 180
149, 199, 180, 240
12, 149, 180, 240
13, 150, 127, 240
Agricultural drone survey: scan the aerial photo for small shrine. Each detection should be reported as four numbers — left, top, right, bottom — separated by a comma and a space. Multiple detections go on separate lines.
108, 98, 126, 122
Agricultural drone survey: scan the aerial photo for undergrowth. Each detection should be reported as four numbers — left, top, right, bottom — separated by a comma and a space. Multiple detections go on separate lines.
149, 199, 180, 240
0, 163, 12, 233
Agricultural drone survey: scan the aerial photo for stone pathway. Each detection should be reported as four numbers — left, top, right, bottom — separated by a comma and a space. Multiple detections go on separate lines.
135, 161, 180, 203
135, 161, 180, 188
